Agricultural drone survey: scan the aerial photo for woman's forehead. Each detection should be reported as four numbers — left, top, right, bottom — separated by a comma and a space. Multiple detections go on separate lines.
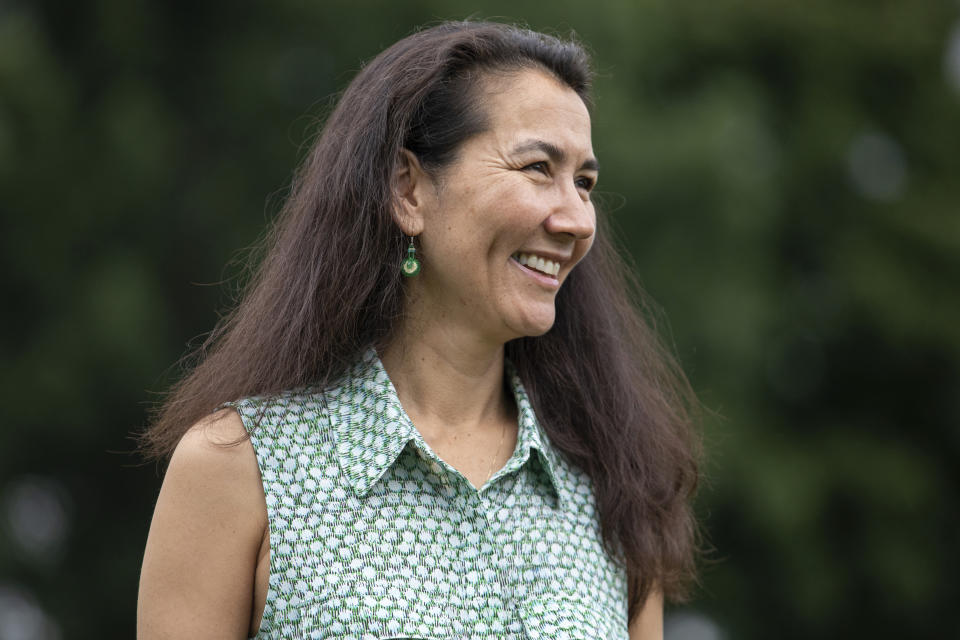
475, 70, 594, 154
479, 68, 588, 117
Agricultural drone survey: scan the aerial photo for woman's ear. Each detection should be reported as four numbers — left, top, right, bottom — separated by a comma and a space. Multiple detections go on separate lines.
390, 148, 432, 236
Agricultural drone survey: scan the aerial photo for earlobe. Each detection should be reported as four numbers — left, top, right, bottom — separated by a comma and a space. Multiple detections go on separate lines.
390, 148, 430, 236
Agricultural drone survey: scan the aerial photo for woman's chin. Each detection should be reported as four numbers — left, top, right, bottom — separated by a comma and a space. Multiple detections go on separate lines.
504, 309, 556, 340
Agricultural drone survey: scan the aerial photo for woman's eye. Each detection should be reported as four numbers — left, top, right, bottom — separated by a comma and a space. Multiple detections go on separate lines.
576, 176, 596, 191
524, 161, 549, 174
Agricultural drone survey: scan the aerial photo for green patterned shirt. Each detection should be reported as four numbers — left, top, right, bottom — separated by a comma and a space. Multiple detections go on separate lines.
228, 348, 629, 640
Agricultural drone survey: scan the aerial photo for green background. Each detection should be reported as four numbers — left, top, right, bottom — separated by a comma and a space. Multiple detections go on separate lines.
1, 1, 958, 638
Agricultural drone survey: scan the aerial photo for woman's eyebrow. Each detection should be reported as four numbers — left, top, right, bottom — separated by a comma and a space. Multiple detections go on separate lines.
511, 139, 599, 172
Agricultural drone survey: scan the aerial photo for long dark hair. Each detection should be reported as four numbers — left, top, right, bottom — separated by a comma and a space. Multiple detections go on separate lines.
141, 20, 700, 620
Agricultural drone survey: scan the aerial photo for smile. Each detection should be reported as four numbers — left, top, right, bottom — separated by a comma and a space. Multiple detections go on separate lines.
511, 252, 560, 276
510, 254, 560, 289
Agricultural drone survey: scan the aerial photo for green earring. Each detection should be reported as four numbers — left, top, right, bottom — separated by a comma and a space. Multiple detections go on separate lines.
401, 236, 421, 277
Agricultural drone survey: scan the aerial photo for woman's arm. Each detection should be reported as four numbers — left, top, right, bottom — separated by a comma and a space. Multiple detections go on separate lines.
628, 588, 664, 640
137, 409, 267, 639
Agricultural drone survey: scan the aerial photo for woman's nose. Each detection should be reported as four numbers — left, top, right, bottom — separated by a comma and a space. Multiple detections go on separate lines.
543, 181, 596, 240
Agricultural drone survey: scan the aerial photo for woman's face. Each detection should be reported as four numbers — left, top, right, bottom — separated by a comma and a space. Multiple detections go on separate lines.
412, 68, 598, 344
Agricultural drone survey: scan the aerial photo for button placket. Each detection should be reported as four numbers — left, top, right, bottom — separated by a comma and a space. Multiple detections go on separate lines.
480, 482, 520, 632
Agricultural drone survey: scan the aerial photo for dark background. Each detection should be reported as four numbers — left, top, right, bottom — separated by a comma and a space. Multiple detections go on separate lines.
1, 1, 958, 638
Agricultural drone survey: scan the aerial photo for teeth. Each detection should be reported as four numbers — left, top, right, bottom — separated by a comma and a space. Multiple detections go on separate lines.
512, 252, 560, 277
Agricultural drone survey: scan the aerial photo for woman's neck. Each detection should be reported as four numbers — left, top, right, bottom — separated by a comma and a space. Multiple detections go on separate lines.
378, 329, 512, 441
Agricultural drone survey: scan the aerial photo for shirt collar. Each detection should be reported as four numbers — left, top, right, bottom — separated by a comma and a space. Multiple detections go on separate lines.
325, 348, 567, 507
503, 356, 569, 508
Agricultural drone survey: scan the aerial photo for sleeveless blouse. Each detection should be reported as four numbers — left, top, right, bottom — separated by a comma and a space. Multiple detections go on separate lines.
226, 349, 629, 640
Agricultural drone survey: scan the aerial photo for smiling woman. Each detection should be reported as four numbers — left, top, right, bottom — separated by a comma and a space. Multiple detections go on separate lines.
136, 20, 700, 640
393, 69, 597, 342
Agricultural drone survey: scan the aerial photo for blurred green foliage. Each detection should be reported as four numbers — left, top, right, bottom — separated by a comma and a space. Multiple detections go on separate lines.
1, 1, 958, 638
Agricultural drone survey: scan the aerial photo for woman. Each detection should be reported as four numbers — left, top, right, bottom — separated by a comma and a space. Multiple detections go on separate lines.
137, 20, 699, 640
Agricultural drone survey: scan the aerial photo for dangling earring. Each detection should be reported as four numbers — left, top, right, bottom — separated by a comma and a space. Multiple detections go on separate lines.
401, 235, 421, 277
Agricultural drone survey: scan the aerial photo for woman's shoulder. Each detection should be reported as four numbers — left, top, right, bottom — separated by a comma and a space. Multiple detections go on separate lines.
224, 386, 330, 440
151, 408, 267, 562
138, 409, 266, 638
159, 408, 268, 554
168, 408, 266, 515
178, 406, 251, 448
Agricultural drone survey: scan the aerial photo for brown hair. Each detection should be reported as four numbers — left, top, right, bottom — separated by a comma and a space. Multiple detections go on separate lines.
141, 20, 700, 620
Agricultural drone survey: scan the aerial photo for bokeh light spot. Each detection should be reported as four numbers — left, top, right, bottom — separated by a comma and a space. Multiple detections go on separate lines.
846, 131, 908, 201
665, 609, 725, 640
2, 477, 70, 561
0, 584, 61, 640
944, 21, 960, 94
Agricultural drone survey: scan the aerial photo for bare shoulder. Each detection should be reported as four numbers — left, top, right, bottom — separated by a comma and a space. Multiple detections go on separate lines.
166, 408, 266, 516
177, 407, 255, 457
138, 408, 267, 639
161, 407, 268, 537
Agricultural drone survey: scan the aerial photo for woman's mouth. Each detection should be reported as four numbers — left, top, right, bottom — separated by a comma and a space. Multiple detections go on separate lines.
510, 252, 560, 288
511, 252, 560, 276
